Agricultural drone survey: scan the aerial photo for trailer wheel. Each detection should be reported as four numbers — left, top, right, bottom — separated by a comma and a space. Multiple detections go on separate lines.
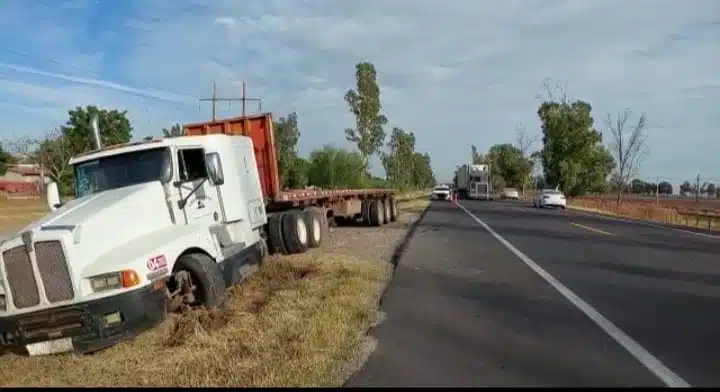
389, 199, 399, 222
282, 210, 310, 254
382, 199, 391, 224
167, 253, 226, 312
368, 199, 383, 227
361, 199, 371, 224
304, 209, 324, 248
267, 213, 287, 255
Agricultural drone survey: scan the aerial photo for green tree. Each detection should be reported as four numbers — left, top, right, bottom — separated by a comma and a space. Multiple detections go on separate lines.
679, 181, 692, 197
344, 62, 388, 180
381, 127, 416, 189
471, 145, 486, 164
658, 181, 673, 195
410, 152, 436, 188
486, 143, 533, 189
307, 145, 366, 189
0, 142, 13, 175
537, 83, 615, 196
62, 105, 133, 155
273, 112, 306, 189
162, 123, 184, 138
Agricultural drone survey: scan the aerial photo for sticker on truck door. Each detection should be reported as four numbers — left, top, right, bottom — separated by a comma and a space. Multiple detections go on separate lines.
147, 255, 168, 271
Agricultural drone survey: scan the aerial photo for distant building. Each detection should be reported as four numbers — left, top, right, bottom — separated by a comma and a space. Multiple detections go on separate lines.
0, 164, 48, 196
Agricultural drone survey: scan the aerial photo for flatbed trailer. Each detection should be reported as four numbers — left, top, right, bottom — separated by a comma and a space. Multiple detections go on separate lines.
183, 114, 399, 225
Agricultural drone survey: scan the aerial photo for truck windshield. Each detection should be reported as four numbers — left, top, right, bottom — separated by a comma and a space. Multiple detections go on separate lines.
74, 147, 171, 198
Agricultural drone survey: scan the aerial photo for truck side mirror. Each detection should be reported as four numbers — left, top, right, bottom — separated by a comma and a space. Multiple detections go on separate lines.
205, 152, 225, 186
46, 182, 61, 211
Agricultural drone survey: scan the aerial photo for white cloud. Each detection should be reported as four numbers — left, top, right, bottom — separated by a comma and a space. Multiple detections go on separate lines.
0, 0, 718, 183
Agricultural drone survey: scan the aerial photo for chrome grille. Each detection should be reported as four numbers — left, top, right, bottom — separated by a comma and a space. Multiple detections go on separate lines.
35, 241, 74, 303
2, 246, 40, 308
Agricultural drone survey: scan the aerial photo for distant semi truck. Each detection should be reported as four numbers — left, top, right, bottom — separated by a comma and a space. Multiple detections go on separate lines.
455, 163, 493, 200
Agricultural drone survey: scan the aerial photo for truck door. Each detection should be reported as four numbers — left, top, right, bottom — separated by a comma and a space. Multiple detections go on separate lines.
177, 147, 219, 224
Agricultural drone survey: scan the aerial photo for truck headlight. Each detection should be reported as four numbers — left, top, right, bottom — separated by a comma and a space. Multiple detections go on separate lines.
90, 270, 141, 292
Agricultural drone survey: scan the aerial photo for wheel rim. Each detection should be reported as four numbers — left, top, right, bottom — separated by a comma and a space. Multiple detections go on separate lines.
312, 217, 321, 242
296, 216, 308, 244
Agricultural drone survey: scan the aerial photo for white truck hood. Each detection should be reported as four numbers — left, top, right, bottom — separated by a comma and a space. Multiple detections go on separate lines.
8, 182, 173, 273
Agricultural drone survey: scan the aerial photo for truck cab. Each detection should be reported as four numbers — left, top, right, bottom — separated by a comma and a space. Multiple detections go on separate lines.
0, 134, 266, 355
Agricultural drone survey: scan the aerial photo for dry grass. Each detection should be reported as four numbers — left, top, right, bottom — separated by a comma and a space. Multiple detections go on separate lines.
569, 197, 720, 230
0, 198, 48, 234
0, 197, 430, 387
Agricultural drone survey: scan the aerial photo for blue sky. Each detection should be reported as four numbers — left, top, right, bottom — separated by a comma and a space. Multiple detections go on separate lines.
0, 0, 717, 186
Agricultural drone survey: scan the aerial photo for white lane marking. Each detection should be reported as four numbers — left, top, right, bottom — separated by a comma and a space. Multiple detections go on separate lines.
455, 201, 691, 388
566, 207, 720, 240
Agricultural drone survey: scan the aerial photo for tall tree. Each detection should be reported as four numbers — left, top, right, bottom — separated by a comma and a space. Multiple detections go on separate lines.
606, 109, 648, 205
515, 126, 539, 196
62, 105, 133, 155
35, 128, 74, 195
411, 152, 436, 188
162, 123, 184, 138
382, 127, 416, 189
273, 112, 306, 189
344, 62, 388, 180
537, 81, 615, 196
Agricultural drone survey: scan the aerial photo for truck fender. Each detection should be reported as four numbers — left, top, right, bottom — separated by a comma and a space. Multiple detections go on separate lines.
82, 226, 218, 293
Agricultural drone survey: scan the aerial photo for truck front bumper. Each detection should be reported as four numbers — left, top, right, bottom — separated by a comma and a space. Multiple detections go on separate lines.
0, 284, 167, 355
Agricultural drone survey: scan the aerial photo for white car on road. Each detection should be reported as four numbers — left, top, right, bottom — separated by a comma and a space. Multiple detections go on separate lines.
533, 189, 567, 209
431, 185, 452, 201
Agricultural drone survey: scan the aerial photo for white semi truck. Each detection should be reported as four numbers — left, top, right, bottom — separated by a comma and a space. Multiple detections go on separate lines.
0, 113, 398, 356
454, 163, 493, 200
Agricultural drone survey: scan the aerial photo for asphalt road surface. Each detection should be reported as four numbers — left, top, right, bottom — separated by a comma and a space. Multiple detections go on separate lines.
347, 199, 720, 387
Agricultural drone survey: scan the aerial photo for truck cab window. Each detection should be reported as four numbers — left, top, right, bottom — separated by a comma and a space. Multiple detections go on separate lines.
74, 147, 171, 198
178, 148, 208, 182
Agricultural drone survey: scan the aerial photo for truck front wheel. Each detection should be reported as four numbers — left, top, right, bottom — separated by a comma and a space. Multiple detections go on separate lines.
167, 253, 226, 312
282, 210, 310, 254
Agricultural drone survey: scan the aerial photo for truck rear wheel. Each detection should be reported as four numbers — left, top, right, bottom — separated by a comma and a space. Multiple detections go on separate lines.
304, 208, 324, 248
389, 199, 399, 222
382, 199, 390, 224
282, 210, 310, 254
368, 199, 383, 227
361, 199, 371, 224
267, 213, 287, 255
167, 253, 226, 312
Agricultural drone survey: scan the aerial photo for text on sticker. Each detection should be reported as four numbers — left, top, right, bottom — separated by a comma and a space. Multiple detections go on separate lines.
147, 255, 168, 271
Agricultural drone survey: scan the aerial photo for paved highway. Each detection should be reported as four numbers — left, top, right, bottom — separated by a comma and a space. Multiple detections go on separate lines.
347, 199, 720, 387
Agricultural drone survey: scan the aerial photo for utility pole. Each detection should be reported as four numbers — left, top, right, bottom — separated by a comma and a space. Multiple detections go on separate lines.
656, 176, 660, 206
696, 173, 701, 202
199, 81, 262, 121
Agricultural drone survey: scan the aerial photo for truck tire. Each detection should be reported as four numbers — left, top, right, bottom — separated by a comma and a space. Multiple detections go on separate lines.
282, 210, 310, 254
382, 199, 391, 224
304, 208, 324, 248
361, 199, 371, 224
267, 213, 287, 255
389, 199, 399, 222
172, 253, 226, 310
368, 199, 383, 227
